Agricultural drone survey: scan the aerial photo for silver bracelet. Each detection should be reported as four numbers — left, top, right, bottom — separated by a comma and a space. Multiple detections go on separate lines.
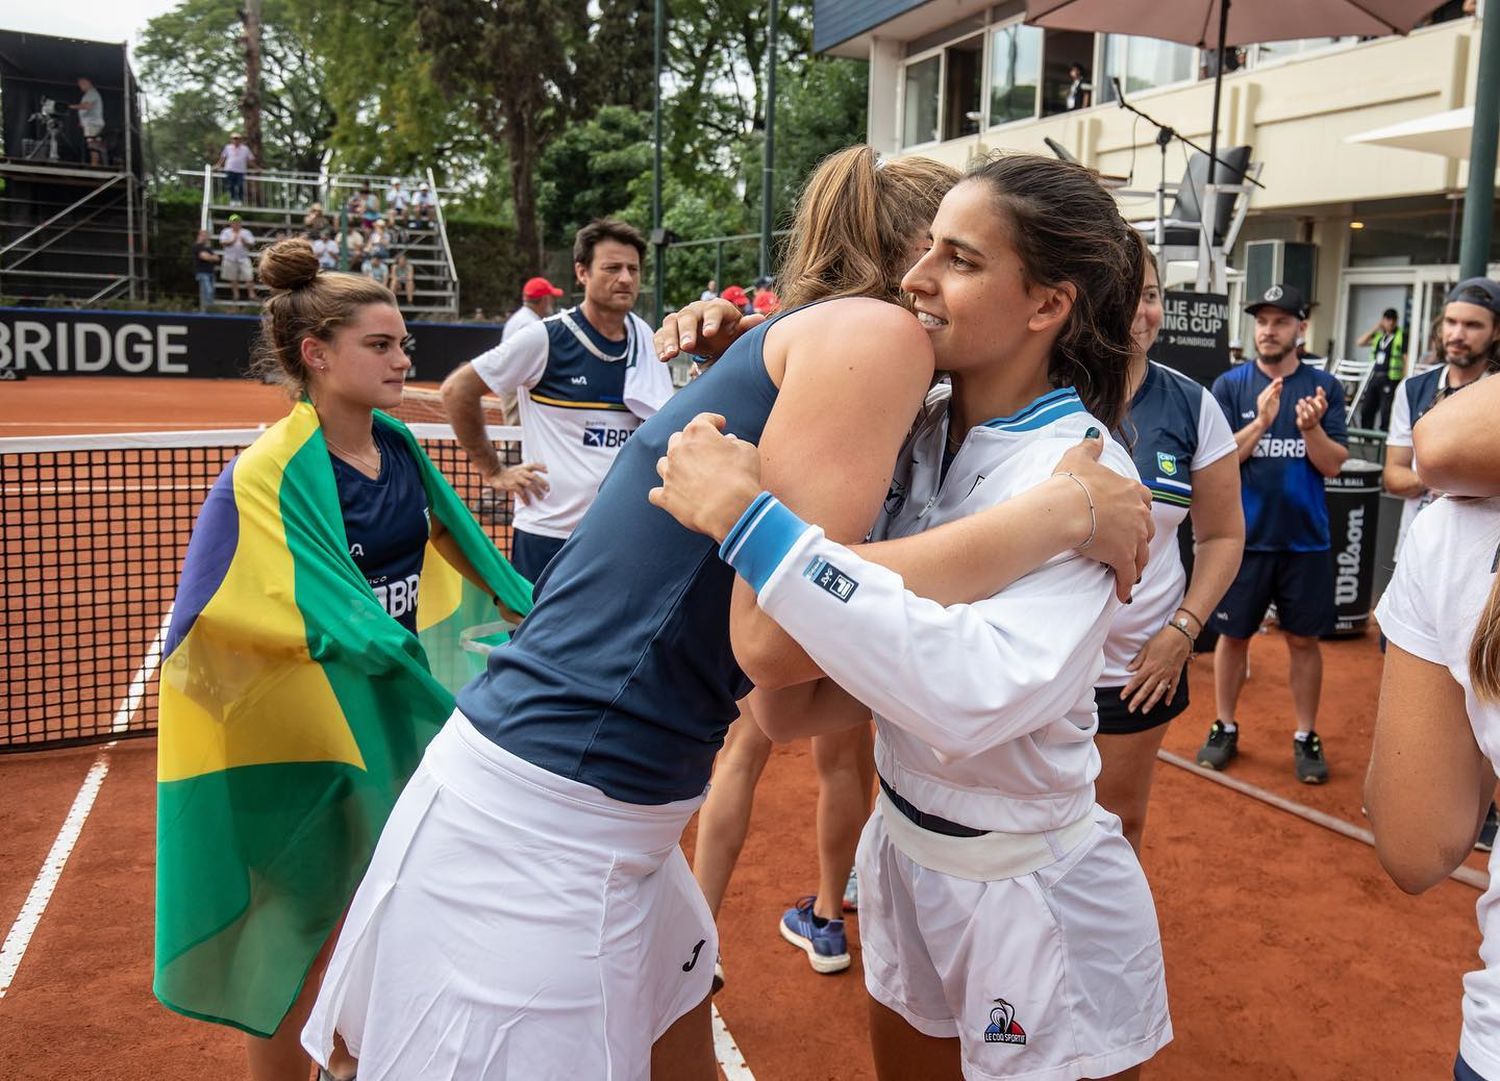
1055, 471, 1096, 550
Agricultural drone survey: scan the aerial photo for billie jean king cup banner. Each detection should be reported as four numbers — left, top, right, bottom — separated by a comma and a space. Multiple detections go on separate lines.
1157, 292, 1231, 388
0, 308, 504, 381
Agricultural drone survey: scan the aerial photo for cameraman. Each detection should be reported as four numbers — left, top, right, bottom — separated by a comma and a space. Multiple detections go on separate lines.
68, 77, 104, 166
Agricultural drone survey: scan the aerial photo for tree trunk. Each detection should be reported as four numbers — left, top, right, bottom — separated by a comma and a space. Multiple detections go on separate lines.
241, 0, 265, 180
507, 118, 543, 272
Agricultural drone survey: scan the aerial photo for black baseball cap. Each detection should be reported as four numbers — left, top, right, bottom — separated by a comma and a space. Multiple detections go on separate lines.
1245, 283, 1309, 320
1445, 277, 1500, 315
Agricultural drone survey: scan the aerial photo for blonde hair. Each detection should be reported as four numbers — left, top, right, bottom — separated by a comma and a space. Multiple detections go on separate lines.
249, 237, 397, 397
1472, 546, 1500, 702
776, 146, 958, 311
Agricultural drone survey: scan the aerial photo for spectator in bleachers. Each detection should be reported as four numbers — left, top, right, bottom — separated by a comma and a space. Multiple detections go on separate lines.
303, 203, 330, 234
364, 251, 390, 287
192, 228, 220, 311
751, 276, 780, 315
217, 214, 256, 301
215, 133, 254, 206
1356, 308, 1406, 430
368, 219, 391, 259
345, 225, 366, 263
699, 279, 718, 301
311, 230, 338, 270
1383, 278, 1500, 555
1197, 283, 1349, 784
386, 179, 410, 218
411, 181, 436, 226
360, 186, 381, 229
391, 251, 415, 305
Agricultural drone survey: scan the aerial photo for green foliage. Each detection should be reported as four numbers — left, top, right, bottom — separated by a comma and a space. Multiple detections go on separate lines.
537, 106, 653, 247
445, 216, 533, 319
137, 0, 333, 176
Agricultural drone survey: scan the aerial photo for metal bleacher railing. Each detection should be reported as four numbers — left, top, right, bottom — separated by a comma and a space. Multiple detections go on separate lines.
184, 165, 460, 317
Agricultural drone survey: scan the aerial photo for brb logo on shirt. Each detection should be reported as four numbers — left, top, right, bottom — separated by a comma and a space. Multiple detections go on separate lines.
372, 573, 421, 620
1252, 436, 1307, 459
582, 425, 632, 448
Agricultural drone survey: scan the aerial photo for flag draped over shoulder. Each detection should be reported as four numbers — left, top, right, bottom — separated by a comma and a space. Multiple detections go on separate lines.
154, 401, 533, 1037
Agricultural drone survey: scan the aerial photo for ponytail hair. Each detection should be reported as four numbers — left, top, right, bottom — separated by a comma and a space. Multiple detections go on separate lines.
249, 237, 397, 398
1472, 549, 1500, 703
777, 145, 959, 311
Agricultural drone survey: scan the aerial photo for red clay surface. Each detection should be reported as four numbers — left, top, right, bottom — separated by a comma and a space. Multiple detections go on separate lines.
0, 378, 1488, 1079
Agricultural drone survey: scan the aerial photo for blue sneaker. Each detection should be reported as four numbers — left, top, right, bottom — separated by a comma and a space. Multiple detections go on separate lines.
779, 896, 851, 974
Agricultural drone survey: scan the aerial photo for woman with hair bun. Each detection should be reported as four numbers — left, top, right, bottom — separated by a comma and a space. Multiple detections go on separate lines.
153, 238, 531, 1081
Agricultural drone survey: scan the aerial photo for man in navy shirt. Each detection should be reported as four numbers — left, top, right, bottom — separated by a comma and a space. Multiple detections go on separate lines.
1198, 283, 1349, 783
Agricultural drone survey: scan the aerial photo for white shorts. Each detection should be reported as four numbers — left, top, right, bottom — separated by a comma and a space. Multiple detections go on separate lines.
82, 119, 104, 139
858, 799, 1172, 1081
219, 257, 253, 282
302, 711, 716, 1081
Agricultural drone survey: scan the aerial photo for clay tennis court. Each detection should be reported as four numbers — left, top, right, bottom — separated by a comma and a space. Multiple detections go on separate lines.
0, 376, 1489, 1080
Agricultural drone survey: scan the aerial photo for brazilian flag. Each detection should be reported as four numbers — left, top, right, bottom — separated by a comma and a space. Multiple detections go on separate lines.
153, 401, 532, 1037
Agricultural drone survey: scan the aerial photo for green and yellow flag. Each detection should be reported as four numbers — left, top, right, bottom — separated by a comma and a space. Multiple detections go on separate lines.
153, 401, 532, 1037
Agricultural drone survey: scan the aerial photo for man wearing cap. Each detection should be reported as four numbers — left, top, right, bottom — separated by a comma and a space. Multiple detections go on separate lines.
1198, 283, 1349, 783
411, 181, 435, 226
216, 214, 256, 302
482, 276, 567, 425
214, 133, 254, 206
1384, 278, 1500, 556
441, 219, 673, 581
1356, 307, 1407, 431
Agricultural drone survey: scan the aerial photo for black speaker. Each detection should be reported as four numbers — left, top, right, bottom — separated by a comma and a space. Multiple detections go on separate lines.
1245, 240, 1317, 305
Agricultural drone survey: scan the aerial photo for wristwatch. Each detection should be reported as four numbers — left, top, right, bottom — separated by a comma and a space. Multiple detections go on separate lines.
1167, 614, 1198, 644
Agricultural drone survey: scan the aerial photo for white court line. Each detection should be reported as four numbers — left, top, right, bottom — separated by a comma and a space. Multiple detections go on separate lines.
712, 1003, 756, 1081
113, 610, 174, 733
0, 749, 112, 999
0, 608, 172, 999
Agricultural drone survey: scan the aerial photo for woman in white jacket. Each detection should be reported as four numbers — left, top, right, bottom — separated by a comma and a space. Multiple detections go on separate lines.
652, 154, 1169, 1081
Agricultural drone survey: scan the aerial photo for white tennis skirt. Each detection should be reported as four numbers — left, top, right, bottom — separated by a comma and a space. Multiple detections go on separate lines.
302, 711, 716, 1081
859, 800, 1172, 1081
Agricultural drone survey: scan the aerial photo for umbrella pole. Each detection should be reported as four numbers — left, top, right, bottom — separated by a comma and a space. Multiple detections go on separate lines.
1459, 2, 1499, 280
1199, 0, 1230, 291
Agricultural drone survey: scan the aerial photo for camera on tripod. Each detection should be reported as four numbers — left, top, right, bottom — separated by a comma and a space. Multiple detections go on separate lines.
24, 96, 65, 161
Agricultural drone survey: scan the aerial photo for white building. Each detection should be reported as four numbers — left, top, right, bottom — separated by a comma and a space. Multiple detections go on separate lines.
815, 0, 1497, 361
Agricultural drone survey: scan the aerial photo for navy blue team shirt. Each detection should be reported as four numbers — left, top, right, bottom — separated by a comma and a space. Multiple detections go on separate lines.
457, 311, 786, 804
331, 423, 430, 633
1211, 361, 1347, 552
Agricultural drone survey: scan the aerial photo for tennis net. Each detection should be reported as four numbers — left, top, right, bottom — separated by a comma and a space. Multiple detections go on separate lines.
0, 421, 522, 752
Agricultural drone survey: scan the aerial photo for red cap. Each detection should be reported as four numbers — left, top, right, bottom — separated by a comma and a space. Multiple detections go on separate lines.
523, 276, 564, 300
720, 284, 749, 306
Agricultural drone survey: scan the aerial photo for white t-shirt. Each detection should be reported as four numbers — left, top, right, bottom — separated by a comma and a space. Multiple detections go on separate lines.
1101, 364, 1237, 684
1375, 496, 1500, 1081
1388, 368, 1492, 556
217, 226, 255, 261
502, 305, 540, 342
220, 143, 253, 172
78, 88, 103, 127
470, 308, 672, 539
386, 186, 409, 212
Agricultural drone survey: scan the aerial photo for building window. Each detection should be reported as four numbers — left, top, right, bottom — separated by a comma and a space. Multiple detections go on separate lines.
989, 22, 1042, 126
944, 35, 985, 140
1097, 34, 1197, 101
902, 54, 941, 147
1253, 37, 1356, 65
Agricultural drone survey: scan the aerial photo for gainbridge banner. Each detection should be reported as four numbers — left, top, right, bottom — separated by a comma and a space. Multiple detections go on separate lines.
0, 307, 503, 381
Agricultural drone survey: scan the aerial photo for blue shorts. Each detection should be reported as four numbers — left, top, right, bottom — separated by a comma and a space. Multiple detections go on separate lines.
1457, 1052, 1491, 1081
510, 528, 567, 584
1211, 549, 1336, 640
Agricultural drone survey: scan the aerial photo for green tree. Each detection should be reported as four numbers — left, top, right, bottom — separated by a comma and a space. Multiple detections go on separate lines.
536, 106, 653, 246
137, 0, 333, 176
411, 0, 655, 271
